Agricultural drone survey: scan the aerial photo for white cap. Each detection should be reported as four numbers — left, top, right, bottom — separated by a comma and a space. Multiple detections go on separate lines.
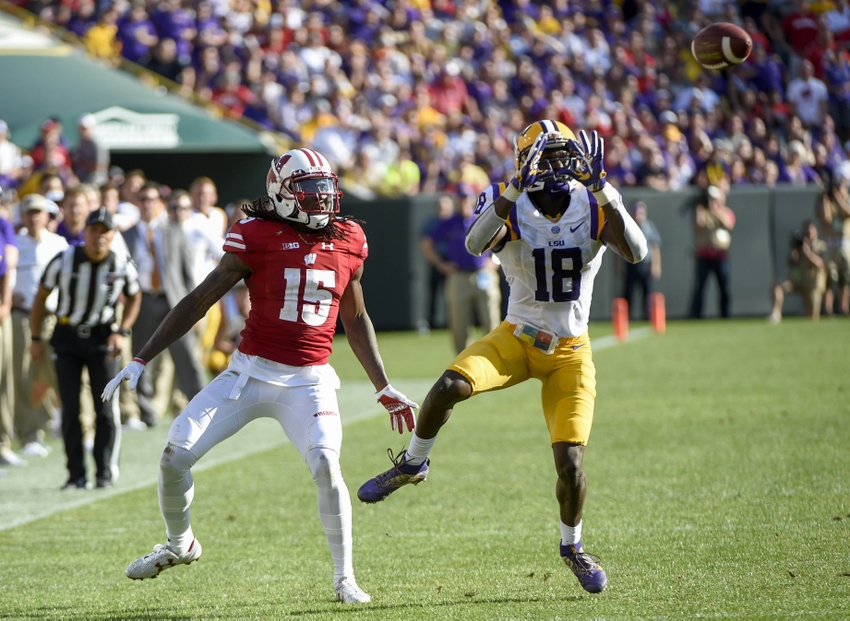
78, 114, 96, 129
707, 185, 722, 200
45, 189, 65, 203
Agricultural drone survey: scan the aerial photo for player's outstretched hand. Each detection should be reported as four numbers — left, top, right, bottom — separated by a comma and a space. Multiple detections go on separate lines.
510, 133, 550, 192
376, 384, 419, 434
101, 358, 146, 402
564, 130, 607, 190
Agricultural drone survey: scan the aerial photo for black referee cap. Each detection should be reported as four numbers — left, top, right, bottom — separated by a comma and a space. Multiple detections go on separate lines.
85, 207, 116, 230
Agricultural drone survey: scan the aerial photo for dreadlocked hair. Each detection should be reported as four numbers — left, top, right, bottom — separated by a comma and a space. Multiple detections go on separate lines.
242, 195, 365, 243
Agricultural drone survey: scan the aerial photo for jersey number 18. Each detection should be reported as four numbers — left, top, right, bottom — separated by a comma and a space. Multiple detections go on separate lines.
532, 247, 583, 302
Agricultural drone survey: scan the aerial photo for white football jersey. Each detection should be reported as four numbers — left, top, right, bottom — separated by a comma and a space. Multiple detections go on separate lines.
475, 182, 612, 338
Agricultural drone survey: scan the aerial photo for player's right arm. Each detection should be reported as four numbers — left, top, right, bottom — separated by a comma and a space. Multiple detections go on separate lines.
134, 252, 251, 364
466, 132, 549, 256
102, 251, 251, 401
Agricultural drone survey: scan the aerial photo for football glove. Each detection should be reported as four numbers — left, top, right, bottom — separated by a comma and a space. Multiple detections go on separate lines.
376, 384, 419, 434
564, 130, 607, 191
511, 132, 550, 192
101, 358, 146, 402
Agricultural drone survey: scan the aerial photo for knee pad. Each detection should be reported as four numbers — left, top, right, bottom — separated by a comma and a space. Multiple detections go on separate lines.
305, 447, 342, 485
160, 444, 197, 479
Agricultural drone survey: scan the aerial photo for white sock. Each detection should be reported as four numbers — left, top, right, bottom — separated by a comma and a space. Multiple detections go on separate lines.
404, 433, 436, 466
560, 519, 582, 546
159, 446, 197, 555
308, 448, 353, 583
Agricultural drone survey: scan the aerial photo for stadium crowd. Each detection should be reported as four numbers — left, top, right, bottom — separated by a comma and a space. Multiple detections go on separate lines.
6, 0, 850, 197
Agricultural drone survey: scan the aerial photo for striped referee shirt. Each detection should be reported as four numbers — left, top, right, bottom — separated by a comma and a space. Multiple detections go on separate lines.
40, 246, 140, 328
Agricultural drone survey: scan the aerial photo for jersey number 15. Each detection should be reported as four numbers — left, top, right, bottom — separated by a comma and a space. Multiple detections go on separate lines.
280, 268, 335, 326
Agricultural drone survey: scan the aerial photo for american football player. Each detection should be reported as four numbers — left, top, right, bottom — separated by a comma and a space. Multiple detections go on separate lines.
102, 148, 418, 604
358, 121, 648, 594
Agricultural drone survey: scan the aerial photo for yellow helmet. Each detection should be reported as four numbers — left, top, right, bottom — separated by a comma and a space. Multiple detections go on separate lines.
513, 120, 577, 173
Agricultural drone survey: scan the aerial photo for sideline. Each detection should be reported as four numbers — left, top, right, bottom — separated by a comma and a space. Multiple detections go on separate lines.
0, 328, 652, 532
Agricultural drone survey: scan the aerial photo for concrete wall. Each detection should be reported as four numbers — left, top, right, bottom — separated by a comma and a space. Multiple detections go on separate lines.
344, 185, 823, 331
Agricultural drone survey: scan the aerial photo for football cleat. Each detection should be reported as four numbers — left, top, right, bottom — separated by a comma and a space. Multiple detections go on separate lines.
357, 448, 429, 503
126, 539, 202, 580
560, 541, 608, 593
335, 577, 371, 604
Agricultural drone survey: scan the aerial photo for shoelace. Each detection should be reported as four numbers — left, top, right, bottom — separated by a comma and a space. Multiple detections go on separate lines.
563, 549, 602, 576
374, 448, 410, 487
143, 544, 170, 561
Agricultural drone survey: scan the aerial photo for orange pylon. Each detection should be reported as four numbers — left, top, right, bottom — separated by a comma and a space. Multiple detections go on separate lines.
612, 298, 629, 342
649, 292, 666, 334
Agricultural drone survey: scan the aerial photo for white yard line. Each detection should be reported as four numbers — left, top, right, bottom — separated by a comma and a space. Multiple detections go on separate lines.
0, 328, 655, 532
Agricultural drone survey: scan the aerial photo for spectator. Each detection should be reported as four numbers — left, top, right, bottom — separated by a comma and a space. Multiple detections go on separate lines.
422, 189, 501, 353
673, 72, 721, 114
71, 114, 109, 186
817, 172, 850, 314
782, 140, 820, 184
83, 6, 122, 63
0, 203, 21, 467
168, 190, 223, 297
420, 194, 454, 332
786, 60, 829, 128
11, 194, 68, 458
117, 1, 159, 65
145, 38, 194, 86
189, 176, 226, 236
823, 48, 850, 141
769, 221, 828, 322
622, 201, 662, 320
826, 0, 850, 44
56, 186, 91, 246
0, 121, 24, 189
690, 185, 736, 319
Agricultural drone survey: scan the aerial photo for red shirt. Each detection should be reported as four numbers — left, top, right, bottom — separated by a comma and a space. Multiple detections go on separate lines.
781, 11, 818, 53
223, 217, 368, 366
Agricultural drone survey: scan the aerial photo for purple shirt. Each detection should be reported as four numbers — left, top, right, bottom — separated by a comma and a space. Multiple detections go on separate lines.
429, 214, 489, 272
118, 18, 157, 62
57, 221, 85, 247
0, 217, 17, 276
152, 7, 195, 58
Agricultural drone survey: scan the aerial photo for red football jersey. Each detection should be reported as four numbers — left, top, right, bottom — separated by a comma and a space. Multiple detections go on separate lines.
223, 217, 368, 366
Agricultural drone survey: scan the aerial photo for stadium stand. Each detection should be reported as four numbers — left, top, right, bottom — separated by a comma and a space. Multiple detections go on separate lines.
2, 0, 847, 198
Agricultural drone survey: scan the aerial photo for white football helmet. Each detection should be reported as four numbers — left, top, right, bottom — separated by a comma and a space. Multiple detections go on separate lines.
265, 148, 342, 229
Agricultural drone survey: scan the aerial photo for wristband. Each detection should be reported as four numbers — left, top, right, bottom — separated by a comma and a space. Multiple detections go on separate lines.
31, 335, 42, 342
502, 183, 522, 203
115, 327, 131, 337
591, 182, 619, 206
131, 357, 147, 366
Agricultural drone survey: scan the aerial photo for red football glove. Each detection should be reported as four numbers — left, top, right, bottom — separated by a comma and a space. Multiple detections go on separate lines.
376, 384, 419, 434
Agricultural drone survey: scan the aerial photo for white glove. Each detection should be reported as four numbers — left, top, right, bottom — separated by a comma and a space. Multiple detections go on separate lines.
376, 384, 419, 434
101, 358, 146, 402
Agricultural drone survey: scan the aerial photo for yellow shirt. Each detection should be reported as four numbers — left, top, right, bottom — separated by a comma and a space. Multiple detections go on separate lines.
84, 24, 120, 59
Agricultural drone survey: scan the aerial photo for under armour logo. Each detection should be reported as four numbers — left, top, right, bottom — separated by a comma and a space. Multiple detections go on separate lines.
322, 242, 334, 251
304, 253, 317, 265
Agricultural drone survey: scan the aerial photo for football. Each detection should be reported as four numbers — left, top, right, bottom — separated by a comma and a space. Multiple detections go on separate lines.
691, 22, 752, 70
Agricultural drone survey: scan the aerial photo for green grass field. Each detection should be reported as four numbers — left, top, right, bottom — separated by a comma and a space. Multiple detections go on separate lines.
2, 319, 849, 619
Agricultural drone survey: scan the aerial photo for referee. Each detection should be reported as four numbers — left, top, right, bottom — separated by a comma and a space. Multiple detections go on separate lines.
30, 208, 141, 490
